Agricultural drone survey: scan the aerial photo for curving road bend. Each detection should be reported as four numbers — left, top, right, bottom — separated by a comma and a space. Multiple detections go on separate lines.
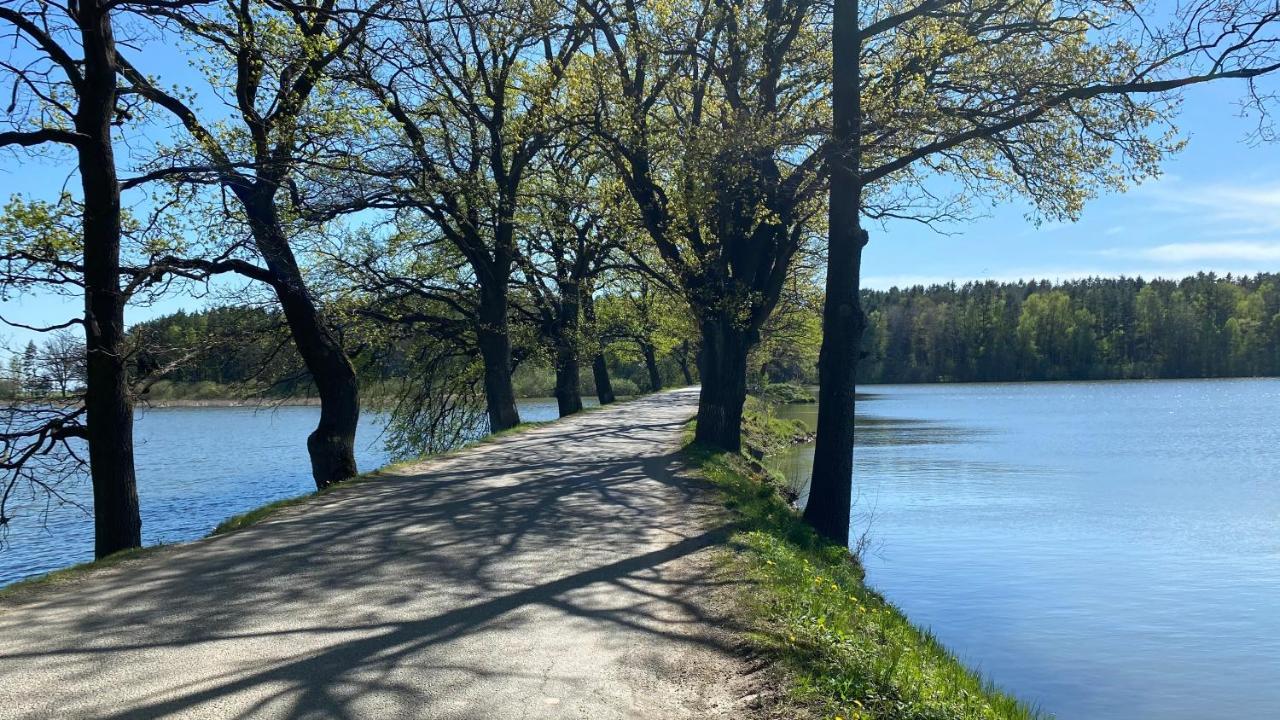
0, 388, 751, 719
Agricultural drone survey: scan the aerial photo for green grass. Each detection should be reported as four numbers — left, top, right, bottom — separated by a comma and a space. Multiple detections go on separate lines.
761, 381, 818, 404
742, 395, 813, 458
210, 496, 316, 535
0, 546, 166, 601
687, 421, 1043, 720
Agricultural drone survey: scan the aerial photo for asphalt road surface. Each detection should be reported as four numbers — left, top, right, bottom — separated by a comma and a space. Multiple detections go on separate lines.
0, 388, 751, 719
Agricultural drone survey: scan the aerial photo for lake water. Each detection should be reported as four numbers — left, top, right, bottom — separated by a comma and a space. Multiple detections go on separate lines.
0, 399, 575, 587
6, 382, 1277, 718
770, 379, 1280, 720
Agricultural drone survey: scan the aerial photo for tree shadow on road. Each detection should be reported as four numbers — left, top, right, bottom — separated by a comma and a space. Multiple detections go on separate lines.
0, 392, 750, 719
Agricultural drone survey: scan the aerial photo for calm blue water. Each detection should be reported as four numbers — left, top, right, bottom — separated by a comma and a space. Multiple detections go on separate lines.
772, 379, 1280, 720
7, 382, 1278, 718
0, 399, 572, 587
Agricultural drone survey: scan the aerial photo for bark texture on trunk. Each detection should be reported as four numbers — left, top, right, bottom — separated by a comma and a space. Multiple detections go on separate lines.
641, 343, 663, 392
676, 341, 695, 385
78, 1, 141, 559
804, 0, 863, 546
583, 293, 615, 404
552, 279, 584, 417
478, 282, 521, 431
554, 346, 584, 417
692, 317, 751, 452
241, 191, 359, 489
591, 354, 616, 404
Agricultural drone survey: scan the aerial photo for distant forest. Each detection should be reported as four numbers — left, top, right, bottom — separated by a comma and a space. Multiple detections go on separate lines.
121, 302, 690, 402
858, 273, 1280, 384
87, 272, 1280, 399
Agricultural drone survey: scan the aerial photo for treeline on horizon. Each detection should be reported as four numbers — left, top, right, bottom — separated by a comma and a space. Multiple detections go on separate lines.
858, 273, 1280, 384
124, 301, 692, 403
124, 271, 1280, 399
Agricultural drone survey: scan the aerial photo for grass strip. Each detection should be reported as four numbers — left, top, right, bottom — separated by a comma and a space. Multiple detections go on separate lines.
688, 405, 1043, 720
0, 546, 165, 601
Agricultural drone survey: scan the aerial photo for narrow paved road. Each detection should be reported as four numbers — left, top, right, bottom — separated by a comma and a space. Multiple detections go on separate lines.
0, 388, 751, 719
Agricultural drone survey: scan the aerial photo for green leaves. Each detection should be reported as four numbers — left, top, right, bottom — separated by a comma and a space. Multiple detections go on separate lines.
0, 194, 80, 258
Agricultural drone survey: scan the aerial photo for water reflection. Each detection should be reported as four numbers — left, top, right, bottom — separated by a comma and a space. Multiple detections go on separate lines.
767, 401, 987, 501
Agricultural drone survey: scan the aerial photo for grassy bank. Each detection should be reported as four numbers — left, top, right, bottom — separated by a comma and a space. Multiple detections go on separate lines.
690, 403, 1040, 720
0, 546, 166, 602
742, 395, 814, 457
759, 381, 817, 405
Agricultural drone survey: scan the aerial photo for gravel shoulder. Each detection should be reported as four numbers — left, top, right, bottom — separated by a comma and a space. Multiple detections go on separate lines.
0, 388, 757, 719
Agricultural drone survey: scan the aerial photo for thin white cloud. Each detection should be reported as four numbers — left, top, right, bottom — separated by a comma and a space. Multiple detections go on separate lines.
1142, 180, 1280, 234
1104, 241, 1280, 263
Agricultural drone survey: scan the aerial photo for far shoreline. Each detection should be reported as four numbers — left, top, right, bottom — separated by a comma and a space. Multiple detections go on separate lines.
135, 394, 612, 410
138, 397, 322, 409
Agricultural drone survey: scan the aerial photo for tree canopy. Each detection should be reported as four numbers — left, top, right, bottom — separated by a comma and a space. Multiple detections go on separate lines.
3, 0, 1279, 560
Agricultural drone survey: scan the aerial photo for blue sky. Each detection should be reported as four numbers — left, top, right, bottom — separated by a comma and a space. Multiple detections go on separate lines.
866, 80, 1280, 288
2, 63, 1280, 354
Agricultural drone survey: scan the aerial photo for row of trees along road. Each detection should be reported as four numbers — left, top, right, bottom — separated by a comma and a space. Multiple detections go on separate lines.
2, 0, 1279, 557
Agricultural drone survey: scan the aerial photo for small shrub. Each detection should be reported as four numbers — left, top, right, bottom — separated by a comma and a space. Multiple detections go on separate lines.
609, 377, 640, 397
763, 382, 816, 404
742, 396, 812, 458
189, 381, 226, 400
144, 380, 177, 400
511, 364, 556, 398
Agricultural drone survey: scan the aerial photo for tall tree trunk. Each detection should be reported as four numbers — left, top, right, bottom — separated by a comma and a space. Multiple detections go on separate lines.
591, 354, 616, 404
805, 0, 863, 546
693, 316, 751, 451
242, 191, 359, 489
554, 342, 584, 417
78, 1, 141, 559
553, 280, 584, 417
582, 293, 615, 404
641, 342, 663, 392
676, 340, 695, 385
478, 281, 521, 431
